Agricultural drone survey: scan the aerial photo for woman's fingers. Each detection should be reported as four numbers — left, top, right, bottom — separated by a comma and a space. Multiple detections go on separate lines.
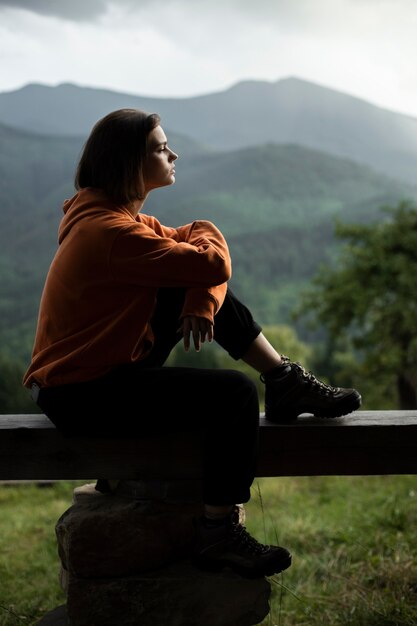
180, 316, 214, 351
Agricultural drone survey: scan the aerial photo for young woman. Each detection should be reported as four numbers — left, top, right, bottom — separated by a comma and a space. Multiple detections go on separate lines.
23, 108, 361, 579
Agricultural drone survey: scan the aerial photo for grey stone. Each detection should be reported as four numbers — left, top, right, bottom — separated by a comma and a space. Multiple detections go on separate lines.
55, 484, 270, 625
66, 560, 271, 626
72, 480, 204, 504
56, 487, 203, 578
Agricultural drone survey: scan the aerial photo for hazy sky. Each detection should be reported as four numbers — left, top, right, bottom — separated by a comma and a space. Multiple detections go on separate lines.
1, 0, 417, 118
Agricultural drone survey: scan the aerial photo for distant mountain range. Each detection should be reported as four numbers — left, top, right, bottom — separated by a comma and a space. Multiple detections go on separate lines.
0, 76, 416, 363
1, 76, 417, 184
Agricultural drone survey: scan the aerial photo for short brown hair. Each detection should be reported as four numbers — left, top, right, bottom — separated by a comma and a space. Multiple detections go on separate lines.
74, 108, 161, 205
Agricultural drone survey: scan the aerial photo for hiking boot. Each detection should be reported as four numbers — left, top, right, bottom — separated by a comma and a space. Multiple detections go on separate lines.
191, 505, 292, 579
261, 355, 362, 423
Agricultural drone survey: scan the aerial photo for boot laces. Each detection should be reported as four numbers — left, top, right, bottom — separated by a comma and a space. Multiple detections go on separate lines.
230, 523, 270, 555
281, 355, 338, 395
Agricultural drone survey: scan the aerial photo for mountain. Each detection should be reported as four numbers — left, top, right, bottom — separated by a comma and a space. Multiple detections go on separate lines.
1, 77, 417, 184
1, 119, 415, 363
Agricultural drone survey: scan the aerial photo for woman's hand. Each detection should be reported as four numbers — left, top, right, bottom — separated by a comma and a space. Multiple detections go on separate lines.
179, 316, 214, 352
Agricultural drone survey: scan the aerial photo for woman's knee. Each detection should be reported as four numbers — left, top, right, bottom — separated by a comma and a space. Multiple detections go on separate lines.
221, 369, 259, 417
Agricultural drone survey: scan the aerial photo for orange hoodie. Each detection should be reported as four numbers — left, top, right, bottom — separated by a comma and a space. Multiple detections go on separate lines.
23, 188, 232, 388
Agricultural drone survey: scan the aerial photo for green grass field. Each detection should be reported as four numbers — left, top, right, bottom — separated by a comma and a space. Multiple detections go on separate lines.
1, 476, 416, 626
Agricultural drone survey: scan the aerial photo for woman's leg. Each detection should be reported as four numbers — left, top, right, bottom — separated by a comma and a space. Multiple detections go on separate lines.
37, 364, 260, 506
213, 287, 362, 422
211, 287, 264, 360
35, 287, 293, 577
145, 285, 281, 373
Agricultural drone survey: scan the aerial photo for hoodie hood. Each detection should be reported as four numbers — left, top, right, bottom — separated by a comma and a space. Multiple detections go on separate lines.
59, 187, 132, 244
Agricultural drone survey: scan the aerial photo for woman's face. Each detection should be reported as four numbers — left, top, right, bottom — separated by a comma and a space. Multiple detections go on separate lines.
143, 125, 178, 193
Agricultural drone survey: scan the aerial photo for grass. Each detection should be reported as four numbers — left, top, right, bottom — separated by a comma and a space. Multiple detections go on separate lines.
1, 477, 417, 625
245, 476, 417, 626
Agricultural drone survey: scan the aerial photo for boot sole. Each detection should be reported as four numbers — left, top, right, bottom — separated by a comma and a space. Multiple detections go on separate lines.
311, 392, 362, 419
265, 392, 362, 423
191, 553, 292, 579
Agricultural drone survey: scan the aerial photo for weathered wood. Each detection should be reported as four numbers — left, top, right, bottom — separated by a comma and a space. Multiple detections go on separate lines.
258, 411, 417, 476
0, 410, 416, 480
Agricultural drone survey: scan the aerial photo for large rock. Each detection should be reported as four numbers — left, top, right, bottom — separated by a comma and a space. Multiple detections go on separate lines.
56, 483, 204, 578
54, 483, 271, 626
66, 560, 271, 626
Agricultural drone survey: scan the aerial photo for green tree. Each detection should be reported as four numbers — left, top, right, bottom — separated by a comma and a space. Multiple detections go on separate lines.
294, 200, 417, 409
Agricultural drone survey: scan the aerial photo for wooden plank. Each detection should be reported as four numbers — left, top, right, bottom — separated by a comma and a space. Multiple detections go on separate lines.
257, 411, 417, 476
0, 414, 56, 429
0, 418, 205, 481
3, 411, 417, 430
0, 411, 416, 480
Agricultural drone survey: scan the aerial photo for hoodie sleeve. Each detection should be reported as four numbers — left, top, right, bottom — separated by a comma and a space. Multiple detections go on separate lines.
181, 284, 228, 321
110, 216, 232, 290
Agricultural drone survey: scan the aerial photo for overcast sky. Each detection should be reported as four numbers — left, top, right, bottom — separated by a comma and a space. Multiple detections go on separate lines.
1, 0, 417, 118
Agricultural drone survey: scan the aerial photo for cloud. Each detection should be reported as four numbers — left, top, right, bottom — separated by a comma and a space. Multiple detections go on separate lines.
0, 0, 417, 117
0, 0, 384, 26
0, 0, 414, 33
0, 0, 108, 21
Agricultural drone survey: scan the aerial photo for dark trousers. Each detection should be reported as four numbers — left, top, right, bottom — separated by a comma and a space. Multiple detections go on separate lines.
36, 288, 263, 505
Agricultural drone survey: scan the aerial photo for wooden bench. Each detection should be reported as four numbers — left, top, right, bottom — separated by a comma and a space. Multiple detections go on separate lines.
1, 410, 416, 481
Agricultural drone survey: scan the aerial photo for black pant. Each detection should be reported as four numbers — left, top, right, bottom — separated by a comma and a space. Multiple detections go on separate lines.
36, 288, 263, 505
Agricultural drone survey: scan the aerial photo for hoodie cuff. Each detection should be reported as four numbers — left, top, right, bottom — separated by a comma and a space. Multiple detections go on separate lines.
180, 288, 218, 322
